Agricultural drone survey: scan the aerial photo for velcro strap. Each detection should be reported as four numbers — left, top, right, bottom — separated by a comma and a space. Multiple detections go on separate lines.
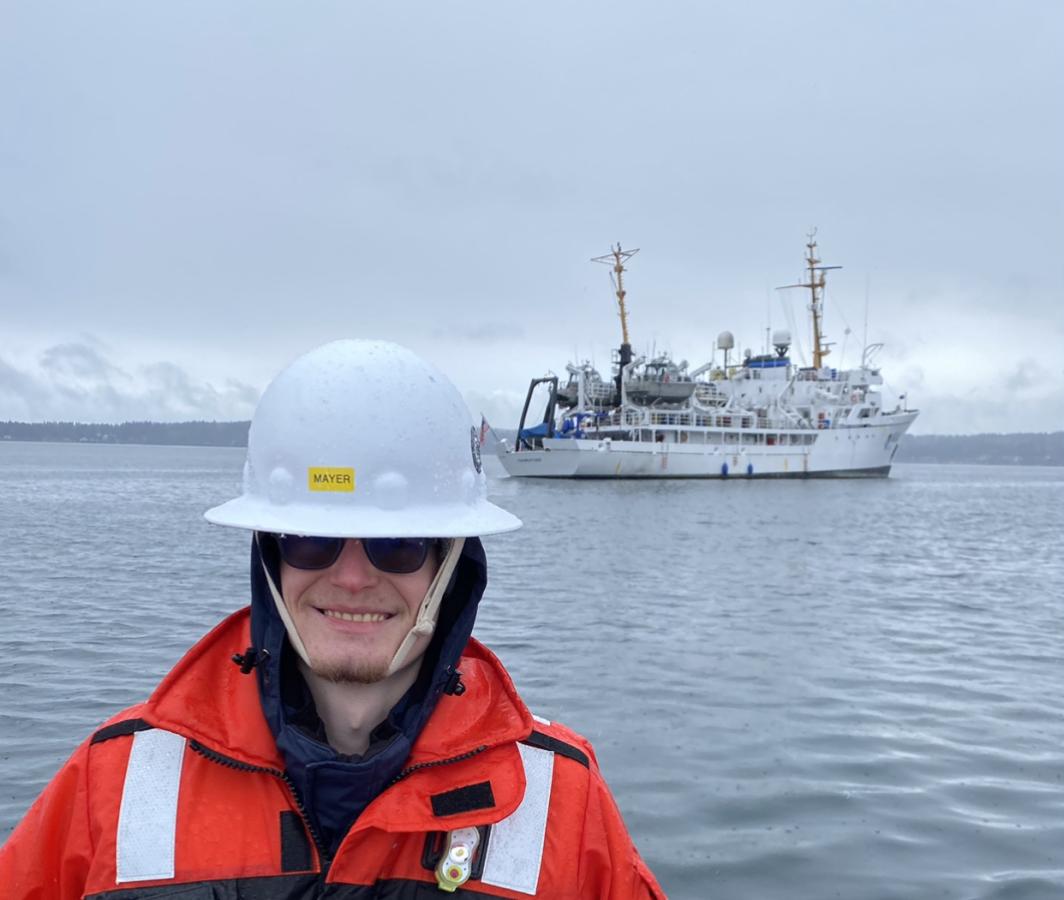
431, 781, 496, 817
91, 718, 153, 744
522, 730, 589, 768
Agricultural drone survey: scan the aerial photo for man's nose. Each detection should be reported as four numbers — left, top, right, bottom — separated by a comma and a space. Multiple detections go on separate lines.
327, 539, 379, 591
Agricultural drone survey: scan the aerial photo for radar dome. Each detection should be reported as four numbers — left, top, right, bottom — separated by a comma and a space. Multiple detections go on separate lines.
772, 329, 791, 346
717, 331, 735, 350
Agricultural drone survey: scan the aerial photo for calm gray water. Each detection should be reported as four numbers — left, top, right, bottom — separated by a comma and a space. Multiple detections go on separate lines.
2, 442, 1063, 899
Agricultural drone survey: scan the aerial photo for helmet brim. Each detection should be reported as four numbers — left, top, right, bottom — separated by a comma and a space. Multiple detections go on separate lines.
203, 496, 522, 538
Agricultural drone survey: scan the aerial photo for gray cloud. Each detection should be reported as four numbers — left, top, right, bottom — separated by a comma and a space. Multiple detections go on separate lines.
0, 356, 50, 414
1002, 359, 1046, 392
39, 341, 131, 382
0, 343, 259, 423
0, 0, 1060, 433
913, 382, 1064, 435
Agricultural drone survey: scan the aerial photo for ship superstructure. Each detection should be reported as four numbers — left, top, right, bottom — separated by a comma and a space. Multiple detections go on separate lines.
497, 235, 917, 479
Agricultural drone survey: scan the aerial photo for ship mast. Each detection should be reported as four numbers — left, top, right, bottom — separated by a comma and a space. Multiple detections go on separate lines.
776, 229, 841, 369
592, 244, 639, 345
591, 243, 639, 400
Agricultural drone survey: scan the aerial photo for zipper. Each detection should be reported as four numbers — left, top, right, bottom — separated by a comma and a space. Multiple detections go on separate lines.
188, 739, 332, 875
388, 745, 490, 786
189, 738, 493, 876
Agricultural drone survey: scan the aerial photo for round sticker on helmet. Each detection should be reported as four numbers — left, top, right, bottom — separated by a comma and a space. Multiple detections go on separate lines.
470, 426, 483, 474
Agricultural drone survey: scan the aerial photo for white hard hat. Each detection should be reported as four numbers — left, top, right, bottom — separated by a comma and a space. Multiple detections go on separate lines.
204, 339, 521, 538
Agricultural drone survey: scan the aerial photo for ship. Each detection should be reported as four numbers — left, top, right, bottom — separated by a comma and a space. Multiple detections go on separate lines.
495, 234, 918, 479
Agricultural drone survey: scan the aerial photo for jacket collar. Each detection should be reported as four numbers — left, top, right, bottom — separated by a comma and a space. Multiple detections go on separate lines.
142, 608, 283, 768
139, 610, 534, 822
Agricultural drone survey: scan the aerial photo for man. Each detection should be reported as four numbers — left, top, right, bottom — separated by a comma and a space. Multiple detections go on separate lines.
1, 340, 663, 898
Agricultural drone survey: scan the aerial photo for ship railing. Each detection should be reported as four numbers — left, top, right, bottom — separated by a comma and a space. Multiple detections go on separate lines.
602, 402, 817, 433
583, 405, 826, 434
643, 410, 768, 430
648, 411, 684, 426
586, 409, 627, 428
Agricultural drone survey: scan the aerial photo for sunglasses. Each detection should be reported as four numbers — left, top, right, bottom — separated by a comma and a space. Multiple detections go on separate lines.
271, 534, 436, 575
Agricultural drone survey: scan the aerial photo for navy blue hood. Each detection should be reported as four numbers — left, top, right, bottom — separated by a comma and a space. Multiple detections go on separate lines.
248, 536, 488, 856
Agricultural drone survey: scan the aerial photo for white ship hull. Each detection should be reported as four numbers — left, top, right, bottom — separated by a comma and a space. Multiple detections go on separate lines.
498, 412, 916, 479
503, 239, 918, 480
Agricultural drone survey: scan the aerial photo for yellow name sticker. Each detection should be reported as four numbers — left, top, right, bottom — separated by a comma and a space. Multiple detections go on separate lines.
307, 467, 355, 492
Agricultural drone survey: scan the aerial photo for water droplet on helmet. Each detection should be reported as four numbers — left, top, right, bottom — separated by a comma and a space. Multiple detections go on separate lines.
372, 471, 409, 511
267, 467, 294, 504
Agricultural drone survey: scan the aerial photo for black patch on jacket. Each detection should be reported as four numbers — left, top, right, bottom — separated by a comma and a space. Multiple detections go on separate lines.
522, 730, 590, 768
91, 718, 153, 745
280, 811, 313, 872
430, 781, 496, 817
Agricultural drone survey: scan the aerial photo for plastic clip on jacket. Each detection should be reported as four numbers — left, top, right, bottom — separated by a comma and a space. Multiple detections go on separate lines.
435, 827, 481, 892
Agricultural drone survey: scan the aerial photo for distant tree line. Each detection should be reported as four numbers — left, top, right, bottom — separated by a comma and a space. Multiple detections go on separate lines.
2, 421, 1061, 466
0, 420, 250, 447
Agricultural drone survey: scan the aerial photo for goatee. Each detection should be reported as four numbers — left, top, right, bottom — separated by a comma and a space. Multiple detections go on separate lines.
313, 658, 390, 685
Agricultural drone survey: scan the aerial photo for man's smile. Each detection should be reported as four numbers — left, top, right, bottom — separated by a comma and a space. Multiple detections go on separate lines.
319, 609, 392, 624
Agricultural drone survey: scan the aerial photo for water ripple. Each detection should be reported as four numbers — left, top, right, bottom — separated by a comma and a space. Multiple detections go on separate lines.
2, 447, 1063, 898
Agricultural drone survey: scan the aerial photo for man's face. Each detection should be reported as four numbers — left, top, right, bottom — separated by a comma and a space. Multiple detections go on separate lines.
279, 538, 438, 684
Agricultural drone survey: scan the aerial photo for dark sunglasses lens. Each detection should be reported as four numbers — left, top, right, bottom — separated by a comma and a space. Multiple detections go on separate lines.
276, 534, 344, 570
363, 538, 431, 574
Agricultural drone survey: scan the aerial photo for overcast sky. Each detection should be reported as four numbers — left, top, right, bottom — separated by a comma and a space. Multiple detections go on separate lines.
2, 1, 1061, 434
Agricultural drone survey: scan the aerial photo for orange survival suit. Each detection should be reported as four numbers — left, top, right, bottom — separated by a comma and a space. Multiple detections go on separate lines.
1, 538, 664, 899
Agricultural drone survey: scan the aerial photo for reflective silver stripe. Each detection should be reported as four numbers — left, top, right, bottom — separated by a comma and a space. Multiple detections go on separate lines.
481, 742, 554, 895
115, 728, 186, 883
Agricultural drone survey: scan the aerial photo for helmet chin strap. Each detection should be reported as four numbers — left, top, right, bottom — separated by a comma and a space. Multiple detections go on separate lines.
256, 534, 466, 679
257, 533, 315, 667
387, 537, 465, 676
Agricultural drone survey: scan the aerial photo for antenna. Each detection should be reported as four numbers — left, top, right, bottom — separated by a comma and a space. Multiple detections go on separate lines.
863, 272, 870, 366
591, 244, 639, 347
591, 243, 640, 403
776, 228, 841, 369
765, 285, 772, 355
